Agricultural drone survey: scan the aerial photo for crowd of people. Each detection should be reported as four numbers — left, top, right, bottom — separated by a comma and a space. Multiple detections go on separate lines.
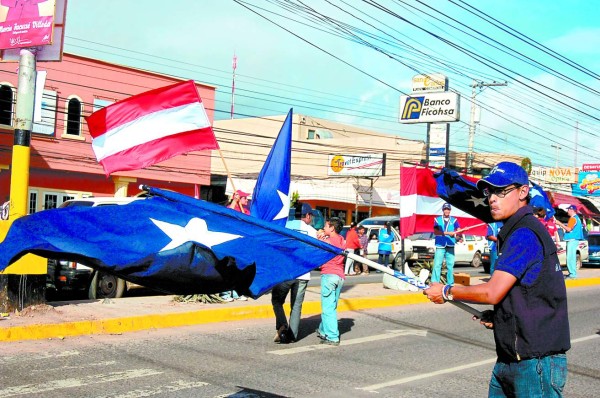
223, 162, 582, 395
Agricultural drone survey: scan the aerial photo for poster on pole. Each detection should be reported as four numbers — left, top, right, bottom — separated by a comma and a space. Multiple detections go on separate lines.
1, 0, 66, 62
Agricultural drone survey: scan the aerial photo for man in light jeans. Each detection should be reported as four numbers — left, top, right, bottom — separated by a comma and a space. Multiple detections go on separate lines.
271, 203, 316, 344
557, 205, 584, 279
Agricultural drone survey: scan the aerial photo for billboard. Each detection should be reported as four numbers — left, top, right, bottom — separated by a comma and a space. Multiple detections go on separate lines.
0, 0, 56, 50
573, 164, 600, 196
328, 154, 385, 177
399, 92, 460, 124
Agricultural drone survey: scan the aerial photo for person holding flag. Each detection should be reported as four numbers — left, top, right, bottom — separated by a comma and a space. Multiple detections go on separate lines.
424, 161, 570, 397
432, 203, 461, 285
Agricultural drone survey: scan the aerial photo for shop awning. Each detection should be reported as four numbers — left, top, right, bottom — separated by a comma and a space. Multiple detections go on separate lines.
549, 192, 599, 217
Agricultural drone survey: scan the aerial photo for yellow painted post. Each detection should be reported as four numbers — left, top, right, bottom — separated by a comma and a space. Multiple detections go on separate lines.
0, 49, 46, 313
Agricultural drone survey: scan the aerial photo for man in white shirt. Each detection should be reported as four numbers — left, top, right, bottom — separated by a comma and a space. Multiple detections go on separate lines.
271, 203, 317, 344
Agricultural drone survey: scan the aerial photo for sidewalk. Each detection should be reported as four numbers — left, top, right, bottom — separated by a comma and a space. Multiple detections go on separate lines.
1, 270, 599, 342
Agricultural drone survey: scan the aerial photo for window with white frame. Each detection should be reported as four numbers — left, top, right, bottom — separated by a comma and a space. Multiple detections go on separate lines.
65, 96, 83, 136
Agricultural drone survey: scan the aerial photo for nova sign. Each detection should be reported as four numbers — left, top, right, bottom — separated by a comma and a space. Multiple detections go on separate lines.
399, 92, 460, 123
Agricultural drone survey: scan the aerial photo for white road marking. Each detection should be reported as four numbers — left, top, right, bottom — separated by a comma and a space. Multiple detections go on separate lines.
0, 369, 162, 397
357, 333, 600, 392
95, 380, 210, 398
268, 329, 427, 355
0, 350, 80, 364
356, 358, 497, 392
572, 334, 600, 343
31, 361, 117, 373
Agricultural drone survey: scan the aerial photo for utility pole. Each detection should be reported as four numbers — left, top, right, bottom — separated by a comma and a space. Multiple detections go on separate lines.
467, 80, 508, 174
230, 53, 237, 120
551, 144, 561, 168
0, 49, 46, 312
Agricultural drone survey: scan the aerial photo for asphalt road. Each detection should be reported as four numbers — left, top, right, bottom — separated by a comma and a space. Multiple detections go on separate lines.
3, 285, 598, 398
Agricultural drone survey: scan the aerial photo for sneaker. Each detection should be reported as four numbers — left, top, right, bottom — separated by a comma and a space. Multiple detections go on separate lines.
315, 329, 326, 340
236, 295, 248, 301
320, 339, 340, 346
221, 297, 234, 302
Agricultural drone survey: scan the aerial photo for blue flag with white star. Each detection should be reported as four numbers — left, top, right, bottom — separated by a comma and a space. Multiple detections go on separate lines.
530, 182, 555, 220
434, 168, 495, 223
0, 187, 342, 298
250, 109, 292, 226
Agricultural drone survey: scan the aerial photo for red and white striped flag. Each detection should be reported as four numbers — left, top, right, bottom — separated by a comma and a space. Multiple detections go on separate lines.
399, 166, 488, 238
86, 80, 219, 176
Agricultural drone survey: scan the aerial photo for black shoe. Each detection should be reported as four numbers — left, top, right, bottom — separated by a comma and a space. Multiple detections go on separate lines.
315, 329, 326, 340
320, 339, 340, 346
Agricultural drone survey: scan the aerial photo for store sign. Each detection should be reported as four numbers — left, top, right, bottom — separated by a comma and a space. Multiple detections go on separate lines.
428, 123, 447, 167
399, 92, 460, 124
411, 73, 447, 92
530, 166, 579, 184
573, 164, 600, 196
328, 154, 384, 177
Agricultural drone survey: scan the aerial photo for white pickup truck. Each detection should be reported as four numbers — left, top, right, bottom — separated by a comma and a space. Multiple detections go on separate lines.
406, 232, 487, 268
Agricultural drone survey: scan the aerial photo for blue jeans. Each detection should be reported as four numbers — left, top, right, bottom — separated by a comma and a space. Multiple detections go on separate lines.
566, 240, 578, 277
432, 246, 455, 285
489, 354, 567, 397
378, 253, 390, 267
317, 274, 344, 342
271, 279, 308, 341
490, 248, 498, 275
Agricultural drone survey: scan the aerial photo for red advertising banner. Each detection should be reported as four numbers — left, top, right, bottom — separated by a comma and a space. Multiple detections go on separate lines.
0, 0, 56, 50
582, 164, 600, 172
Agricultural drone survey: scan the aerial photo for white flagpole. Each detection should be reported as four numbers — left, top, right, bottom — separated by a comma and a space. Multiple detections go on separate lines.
346, 252, 483, 318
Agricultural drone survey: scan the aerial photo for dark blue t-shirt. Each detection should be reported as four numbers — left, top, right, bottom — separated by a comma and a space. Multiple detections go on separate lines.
495, 228, 543, 285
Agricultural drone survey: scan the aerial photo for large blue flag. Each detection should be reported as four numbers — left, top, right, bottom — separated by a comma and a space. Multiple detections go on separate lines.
250, 109, 292, 226
529, 182, 555, 220
434, 168, 495, 223
0, 187, 342, 298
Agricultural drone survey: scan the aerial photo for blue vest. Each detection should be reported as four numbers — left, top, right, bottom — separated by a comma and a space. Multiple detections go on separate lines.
434, 216, 457, 247
564, 214, 584, 241
494, 206, 570, 362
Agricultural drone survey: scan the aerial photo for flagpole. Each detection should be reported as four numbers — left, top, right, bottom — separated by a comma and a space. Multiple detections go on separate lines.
230, 53, 237, 120
346, 252, 483, 318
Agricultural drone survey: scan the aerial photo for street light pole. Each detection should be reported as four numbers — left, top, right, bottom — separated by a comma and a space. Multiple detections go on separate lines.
551, 144, 561, 168
467, 80, 508, 174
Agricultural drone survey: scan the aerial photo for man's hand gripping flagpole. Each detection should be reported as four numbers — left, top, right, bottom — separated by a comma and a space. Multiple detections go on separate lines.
346, 252, 483, 318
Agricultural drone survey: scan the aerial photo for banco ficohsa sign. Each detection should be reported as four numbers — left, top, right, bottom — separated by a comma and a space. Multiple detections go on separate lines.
399, 92, 460, 123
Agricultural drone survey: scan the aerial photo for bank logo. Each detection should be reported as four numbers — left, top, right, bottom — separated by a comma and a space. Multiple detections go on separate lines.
401, 96, 424, 120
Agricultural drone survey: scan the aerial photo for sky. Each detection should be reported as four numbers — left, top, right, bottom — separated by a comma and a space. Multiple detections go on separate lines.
63, 0, 600, 170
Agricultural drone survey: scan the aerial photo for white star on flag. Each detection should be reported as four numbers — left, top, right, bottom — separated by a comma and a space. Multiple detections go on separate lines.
151, 217, 242, 252
272, 190, 290, 221
466, 196, 488, 208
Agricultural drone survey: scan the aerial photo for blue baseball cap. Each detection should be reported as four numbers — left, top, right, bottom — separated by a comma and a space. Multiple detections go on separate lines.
567, 204, 577, 211
442, 203, 451, 210
301, 203, 313, 215
477, 162, 529, 189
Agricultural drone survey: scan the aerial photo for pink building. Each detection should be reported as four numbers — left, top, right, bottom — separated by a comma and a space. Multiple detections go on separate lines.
0, 53, 216, 212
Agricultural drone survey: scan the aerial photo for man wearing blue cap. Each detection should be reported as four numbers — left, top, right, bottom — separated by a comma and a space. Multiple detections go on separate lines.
432, 202, 461, 285
424, 162, 570, 397
556, 204, 584, 279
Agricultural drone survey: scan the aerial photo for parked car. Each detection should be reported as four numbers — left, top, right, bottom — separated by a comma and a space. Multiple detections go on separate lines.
46, 196, 145, 299
586, 231, 600, 266
344, 216, 413, 268
406, 232, 487, 268
555, 227, 588, 269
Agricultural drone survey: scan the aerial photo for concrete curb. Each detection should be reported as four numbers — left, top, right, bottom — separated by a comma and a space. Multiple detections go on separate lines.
0, 278, 597, 342
0, 293, 430, 343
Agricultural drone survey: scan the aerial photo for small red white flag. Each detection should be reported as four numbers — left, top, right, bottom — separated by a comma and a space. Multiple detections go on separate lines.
399, 166, 487, 238
85, 80, 219, 176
